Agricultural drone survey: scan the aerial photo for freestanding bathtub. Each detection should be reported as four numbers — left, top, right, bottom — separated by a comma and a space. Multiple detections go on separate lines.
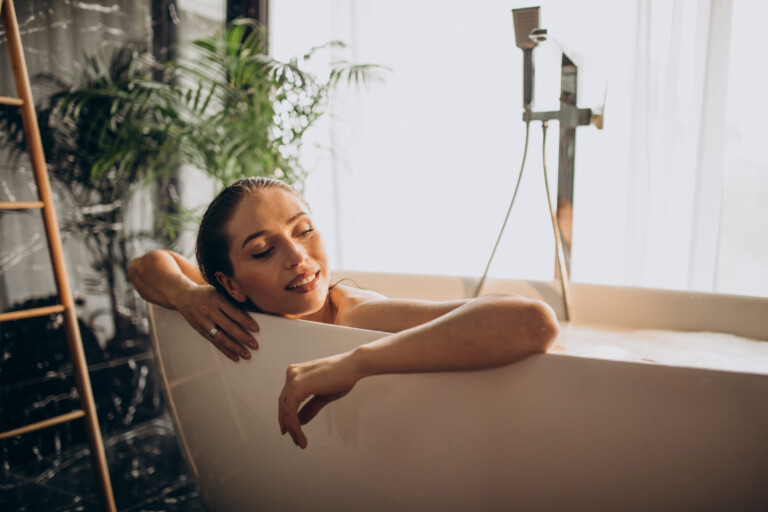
148, 272, 768, 511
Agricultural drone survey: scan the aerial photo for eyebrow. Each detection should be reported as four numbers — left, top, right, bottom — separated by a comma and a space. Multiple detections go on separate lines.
240, 211, 309, 249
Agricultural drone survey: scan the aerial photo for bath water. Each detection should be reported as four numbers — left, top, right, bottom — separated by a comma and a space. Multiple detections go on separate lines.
553, 324, 768, 376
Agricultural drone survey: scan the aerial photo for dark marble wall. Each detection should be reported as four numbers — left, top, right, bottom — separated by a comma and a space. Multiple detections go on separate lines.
0, 298, 205, 511
0, 296, 164, 466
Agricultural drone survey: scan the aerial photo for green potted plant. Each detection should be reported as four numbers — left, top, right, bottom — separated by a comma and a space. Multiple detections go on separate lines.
144, 18, 387, 189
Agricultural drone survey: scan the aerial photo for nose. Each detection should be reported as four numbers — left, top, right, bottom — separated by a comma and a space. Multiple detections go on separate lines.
284, 239, 307, 269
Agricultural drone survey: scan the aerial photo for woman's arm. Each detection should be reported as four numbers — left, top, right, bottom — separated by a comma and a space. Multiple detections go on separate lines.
128, 250, 260, 361
331, 284, 469, 333
128, 250, 205, 307
278, 292, 559, 448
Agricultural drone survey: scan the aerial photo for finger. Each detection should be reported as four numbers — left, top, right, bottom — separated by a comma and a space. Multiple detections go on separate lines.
298, 396, 328, 425
217, 301, 260, 337
278, 406, 286, 435
284, 409, 305, 448
194, 324, 221, 347
280, 395, 308, 449
213, 332, 251, 360
219, 347, 240, 362
203, 325, 249, 360
277, 387, 294, 435
224, 305, 260, 333
299, 390, 350, 425
294, 426, 307, 449
215, 313, 259, 351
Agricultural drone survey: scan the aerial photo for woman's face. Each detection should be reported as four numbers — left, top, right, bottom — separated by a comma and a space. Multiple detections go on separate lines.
217, 188, 330, 318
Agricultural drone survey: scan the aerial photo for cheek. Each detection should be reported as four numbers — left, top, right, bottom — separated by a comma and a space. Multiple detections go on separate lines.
310, 236, 329, 265
234, 262, 279, 296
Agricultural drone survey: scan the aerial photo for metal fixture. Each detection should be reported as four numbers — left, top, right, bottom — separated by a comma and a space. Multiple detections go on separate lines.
511, 7, 540, 109
477, 7, 603, 321
515, 21, 604, 274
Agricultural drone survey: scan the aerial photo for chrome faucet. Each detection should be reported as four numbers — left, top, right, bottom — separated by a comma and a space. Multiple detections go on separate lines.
476, 7, 602, 322
512, 8, 601, 273
514, 7, 603, 321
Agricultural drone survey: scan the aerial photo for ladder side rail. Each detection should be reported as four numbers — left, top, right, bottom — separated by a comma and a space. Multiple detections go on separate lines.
1, 1, 116, 510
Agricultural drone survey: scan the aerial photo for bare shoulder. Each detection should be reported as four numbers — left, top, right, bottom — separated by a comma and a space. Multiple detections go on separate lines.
329, 283, 390, 330
330, 283, 387, 312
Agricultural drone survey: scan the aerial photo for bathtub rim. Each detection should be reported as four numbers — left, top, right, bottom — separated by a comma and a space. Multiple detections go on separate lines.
331, 270, 768, 342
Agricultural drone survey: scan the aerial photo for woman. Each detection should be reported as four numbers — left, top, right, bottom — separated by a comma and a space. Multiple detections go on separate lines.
129, 177, 559, 448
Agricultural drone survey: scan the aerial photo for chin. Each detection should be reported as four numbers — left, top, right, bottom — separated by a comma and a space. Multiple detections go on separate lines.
295, 292, 329, 316
259, 287, 329, 318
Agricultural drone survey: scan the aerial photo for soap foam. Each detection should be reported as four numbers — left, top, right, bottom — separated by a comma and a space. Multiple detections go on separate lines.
552, 324, 768, 376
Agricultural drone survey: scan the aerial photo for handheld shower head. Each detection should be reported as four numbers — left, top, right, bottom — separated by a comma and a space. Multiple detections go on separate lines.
512, 7, 540, 50
511, 7, 541, 109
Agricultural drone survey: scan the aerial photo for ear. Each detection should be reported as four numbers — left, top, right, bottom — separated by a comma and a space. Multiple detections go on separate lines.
215, 271, 248, 303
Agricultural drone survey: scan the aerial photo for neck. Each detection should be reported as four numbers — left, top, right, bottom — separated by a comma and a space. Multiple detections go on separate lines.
294, 289, 336, 324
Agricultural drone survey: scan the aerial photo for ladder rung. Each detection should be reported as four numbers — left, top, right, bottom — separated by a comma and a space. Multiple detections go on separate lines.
0, 201, 45, 210
0, 410, 86, 440
0, 95, 24, 106
0, 304, 66, 323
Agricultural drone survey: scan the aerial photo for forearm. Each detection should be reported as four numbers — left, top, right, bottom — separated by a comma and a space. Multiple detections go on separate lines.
129, 250, 259, 360
350, 293, 558, 378
127, 250, 203, 309
280, 293, 559, 448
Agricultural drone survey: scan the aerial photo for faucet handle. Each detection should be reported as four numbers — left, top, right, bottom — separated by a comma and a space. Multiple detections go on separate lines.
591, 83, 608, 130
591, 110, 604, 130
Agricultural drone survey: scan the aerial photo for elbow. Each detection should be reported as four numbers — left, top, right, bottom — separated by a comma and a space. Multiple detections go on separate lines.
482, 292, 559, 357
127, 250, 161, 285
526, 300, 559, 354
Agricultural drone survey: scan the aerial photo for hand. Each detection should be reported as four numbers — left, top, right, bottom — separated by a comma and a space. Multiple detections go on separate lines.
278, 352, 362, 449
172, 284, 260, 362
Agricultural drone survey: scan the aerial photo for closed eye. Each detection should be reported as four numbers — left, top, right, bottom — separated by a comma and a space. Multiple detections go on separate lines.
251, 247, 273, 259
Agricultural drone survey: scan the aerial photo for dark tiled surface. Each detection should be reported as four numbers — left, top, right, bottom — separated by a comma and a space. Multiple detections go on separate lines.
2, 300, 165, 463
1, 417, 207, 512
1, 301, 206, 511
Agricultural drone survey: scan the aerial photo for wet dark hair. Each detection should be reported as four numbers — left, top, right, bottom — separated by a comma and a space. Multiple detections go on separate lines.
195, 177, 303, 304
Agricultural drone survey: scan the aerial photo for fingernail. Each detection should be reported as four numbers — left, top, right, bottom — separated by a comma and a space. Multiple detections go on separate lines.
242, 351, 251, 359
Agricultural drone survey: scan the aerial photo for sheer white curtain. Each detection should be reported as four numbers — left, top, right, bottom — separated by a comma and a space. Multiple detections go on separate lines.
271, 0, 768, 297
624, 0, 768, 296
624, 0, 730, 292
716, 1, 768, 297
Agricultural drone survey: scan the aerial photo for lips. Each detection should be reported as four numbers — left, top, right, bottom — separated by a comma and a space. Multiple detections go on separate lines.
285, 270, 320, 292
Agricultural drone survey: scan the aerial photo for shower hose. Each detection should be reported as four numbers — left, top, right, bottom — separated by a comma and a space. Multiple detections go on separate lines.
474, 119, 573, 322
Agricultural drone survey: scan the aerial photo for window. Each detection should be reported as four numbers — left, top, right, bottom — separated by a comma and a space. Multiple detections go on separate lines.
270, 0, 767, 297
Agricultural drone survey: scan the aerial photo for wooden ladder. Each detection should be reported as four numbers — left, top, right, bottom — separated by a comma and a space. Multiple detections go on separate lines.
0, 0, 117, 509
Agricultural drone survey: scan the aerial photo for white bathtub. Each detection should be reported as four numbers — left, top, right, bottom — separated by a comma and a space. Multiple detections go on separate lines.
148, 272, 768, 511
